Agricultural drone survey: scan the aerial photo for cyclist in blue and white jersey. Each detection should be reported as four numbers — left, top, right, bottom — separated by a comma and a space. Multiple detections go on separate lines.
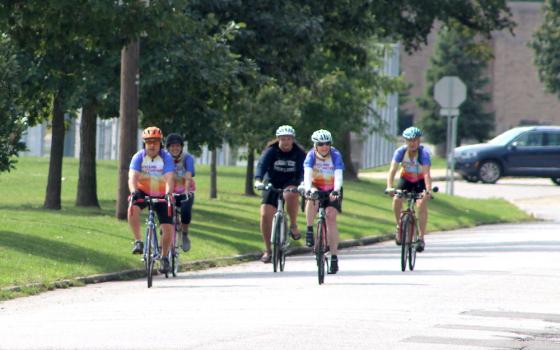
128, 126, 175, 273
386, 126, 433, 252
302, 129, 344, 274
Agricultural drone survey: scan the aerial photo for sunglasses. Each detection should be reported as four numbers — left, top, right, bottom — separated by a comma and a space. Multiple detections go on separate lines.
316, 142, 331, 147
144, 140, 160, 145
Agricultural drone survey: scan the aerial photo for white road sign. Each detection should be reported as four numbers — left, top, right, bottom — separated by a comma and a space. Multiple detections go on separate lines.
434, 76, 467, 109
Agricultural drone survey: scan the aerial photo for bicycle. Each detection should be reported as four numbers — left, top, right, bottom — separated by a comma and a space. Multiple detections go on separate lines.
386, 186, 438, 272
257, 184, 299, 272
167, 193, 189, 278
129, 195, 171, 288
306, 190, 335, 285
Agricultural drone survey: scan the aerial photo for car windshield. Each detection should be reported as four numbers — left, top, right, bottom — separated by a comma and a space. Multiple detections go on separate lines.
488, 127, 532, 145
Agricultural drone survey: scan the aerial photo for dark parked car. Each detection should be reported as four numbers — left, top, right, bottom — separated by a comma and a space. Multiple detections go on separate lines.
453, 126, 560, 185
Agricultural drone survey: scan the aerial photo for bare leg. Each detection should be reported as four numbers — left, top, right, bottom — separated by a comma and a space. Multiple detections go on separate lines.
392, 197, 403, 225
306, 200, 318, 227
260, 204, 275, 253
160, 223, 173, 256
416, 198, 428, 238
128, 205, 142, 241
284, 188, 300, 235
325, 207, 339, 255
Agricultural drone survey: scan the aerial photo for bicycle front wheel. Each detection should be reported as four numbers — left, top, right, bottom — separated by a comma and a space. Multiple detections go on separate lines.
400, 214, 410, 272
279, 220, 287, 272
316, 219, 327, 285
271, 215, 281, 273
408, 217, 418, 271
145, 228, 155, 288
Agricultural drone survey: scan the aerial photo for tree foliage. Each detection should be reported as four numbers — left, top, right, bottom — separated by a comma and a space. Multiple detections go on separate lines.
0, 34, 26, 173
418, 23, 495, 147
531, 0, 560, 97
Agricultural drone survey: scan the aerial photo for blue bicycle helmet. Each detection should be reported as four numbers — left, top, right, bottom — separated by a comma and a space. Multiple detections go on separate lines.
402, 126, 423, 139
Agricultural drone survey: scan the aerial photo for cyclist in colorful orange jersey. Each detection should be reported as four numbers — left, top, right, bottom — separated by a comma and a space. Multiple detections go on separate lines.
128, 126, 175, 273
386, 126, 433, 252
165, 133, 196, 252
303, 129, 344, 274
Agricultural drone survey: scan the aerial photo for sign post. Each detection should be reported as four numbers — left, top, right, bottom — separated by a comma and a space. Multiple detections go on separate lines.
434, 76, 467, 195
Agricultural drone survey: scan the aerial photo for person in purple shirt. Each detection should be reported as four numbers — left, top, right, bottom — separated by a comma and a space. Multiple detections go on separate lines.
128, 126, 175, 273
386, 126, 433, 252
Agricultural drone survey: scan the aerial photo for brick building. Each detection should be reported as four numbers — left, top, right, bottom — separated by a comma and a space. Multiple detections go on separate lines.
401, 1, 560, 137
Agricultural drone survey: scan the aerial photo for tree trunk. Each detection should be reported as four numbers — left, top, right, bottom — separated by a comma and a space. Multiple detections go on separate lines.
43, 93, 65, 210
116, 40, 140, 220
340, 131, 358, 180
210, 148, 217, 199
244, 146, 256, 196
76, 99, 100, 207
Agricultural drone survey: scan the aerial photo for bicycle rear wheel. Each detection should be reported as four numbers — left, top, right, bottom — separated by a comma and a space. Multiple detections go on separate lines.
400, 214, 410, 272
271, 215, 281, 273
408, 217, 418, 271
316, 220, 327, 285
145, 228, 155, 288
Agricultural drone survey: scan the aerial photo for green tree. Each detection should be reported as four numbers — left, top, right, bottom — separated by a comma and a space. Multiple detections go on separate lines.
418, 24, 495, 149
0, 34, 26, 173
531, 0, 560, 96
0, 0, 153, 209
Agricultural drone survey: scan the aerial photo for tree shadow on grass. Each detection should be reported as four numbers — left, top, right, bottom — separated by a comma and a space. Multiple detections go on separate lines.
0, 230, 132, 270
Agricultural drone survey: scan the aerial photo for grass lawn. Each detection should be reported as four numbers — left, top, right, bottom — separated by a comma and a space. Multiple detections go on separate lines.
0, 157, 531, 299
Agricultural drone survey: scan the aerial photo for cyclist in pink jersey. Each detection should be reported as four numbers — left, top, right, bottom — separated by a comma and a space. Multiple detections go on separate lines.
302, 129, 344, 274
386, 126, 433, 252
128, 126, 175, 273
166, 133, 196, 252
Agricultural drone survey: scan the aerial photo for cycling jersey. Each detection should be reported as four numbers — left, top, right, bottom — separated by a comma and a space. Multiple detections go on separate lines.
392, 145, 431, 183
255, 142, 306, 188
129, 149, 174, 197
304, 147, 345, 191
171, 152, 196, 194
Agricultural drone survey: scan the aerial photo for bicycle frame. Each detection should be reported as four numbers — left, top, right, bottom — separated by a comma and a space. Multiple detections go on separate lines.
308, 190, 332, 285
395, 190, 424, 271
262, 184, 298, 272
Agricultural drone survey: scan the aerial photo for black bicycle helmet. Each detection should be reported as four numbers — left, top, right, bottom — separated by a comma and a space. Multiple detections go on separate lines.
166, 133, 184, 148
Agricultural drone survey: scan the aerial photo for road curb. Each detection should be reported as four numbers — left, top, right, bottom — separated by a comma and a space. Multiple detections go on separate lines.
2, 234, 394, 295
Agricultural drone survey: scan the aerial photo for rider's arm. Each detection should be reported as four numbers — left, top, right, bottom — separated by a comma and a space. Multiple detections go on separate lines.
128, 170, 140, 193
334, 169, 343, 192
254, 148, 274, 182
422, 165, 432, 193
304, 166, 313, 192
387, 161, 399, 189
163, 171, 174, 195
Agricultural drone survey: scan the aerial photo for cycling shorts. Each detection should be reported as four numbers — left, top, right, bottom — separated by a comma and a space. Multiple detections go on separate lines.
132, 190, 172, 225
396, 178, 426, 193
173, 193, 195, 225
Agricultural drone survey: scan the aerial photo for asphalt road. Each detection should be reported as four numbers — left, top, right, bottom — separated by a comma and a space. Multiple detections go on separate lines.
1, 178, 560, 350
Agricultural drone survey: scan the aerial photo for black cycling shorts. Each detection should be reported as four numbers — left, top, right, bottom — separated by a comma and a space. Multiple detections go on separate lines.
173, 193, 195, 225
260, 186, 297, 208
396, 178, 426, 193
311, 188, 343, 213
132, 190, 172, 225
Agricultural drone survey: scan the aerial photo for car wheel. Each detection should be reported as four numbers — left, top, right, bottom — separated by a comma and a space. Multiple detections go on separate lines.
462, 175, 479, 183
551, 177, 560, 186
478, 161, 501, 184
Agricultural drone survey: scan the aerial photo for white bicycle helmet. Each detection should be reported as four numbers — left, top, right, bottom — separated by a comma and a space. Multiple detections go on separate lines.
311, 129, 332, 144
275, 125, 296, 137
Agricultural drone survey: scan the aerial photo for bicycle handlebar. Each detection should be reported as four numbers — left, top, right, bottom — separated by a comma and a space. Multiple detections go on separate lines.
256, 184, 300, 194
384, 186, 439, 199
129, 195, 173, 217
